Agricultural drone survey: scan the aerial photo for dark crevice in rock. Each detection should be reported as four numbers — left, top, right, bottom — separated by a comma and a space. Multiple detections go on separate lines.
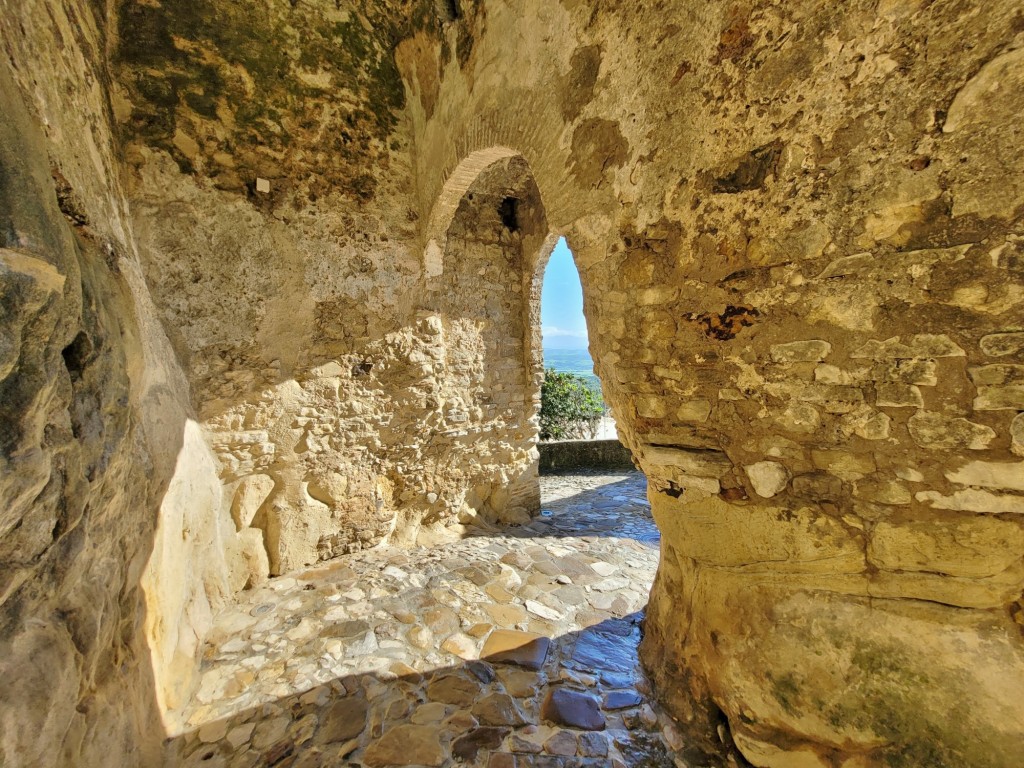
61, 331, 93, 381
441, 0, 461, 22
685, 305, 760, 341
711, 141, 782, 193
499, 196, 519, 232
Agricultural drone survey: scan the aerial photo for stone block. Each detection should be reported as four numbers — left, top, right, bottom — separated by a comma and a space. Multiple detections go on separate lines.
676, 399, 712, 422
641, 445, 733, 478
841, 406, 891, 440
816, 252, 874, 279
791, 472, 845, 501
744, 461, 790, 498
770, 340, 832, 363
980, 332, 1024, 357
797, 383, 865, 414
480, 630, 550, 670
968, 364, 1024, 386
875, 383, 923, 408
908, 412, 995, 450
635, 395, 667, 418
811, 450, 876, 476
1012, 413, 1024, 457
870, 359, 937, 386
851, 334, 964, 359
853, 479, 911, 505
231, 474, 276, 529
945, 460, 1024, 492
651, 494, 864, 572
973, 385, 1024, 411
814, 364, 861, 385
776, 402, 822, 434
916, 489, 1024, 514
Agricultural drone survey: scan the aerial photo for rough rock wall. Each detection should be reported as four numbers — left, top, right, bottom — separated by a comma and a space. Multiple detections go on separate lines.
1, 0, 255, 760
0, 59, 162, 767
409, 1, 1024, 765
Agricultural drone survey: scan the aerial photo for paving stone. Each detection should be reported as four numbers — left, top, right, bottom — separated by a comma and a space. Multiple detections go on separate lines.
510, 734, 544, 753
452, 726, 510, 761
541, 688, 606, 731
578, 731, 609, 757
481, 630, 552, 670
545, 729, 579, 755
488, 754, 517, 768
362, 724, 445, 767
472, 692, 529, 726
426, 674, 484, 705
603, 691, 642, 710
314, 698, 368, 744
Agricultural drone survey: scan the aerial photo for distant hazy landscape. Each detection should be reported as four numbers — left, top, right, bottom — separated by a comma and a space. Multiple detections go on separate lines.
543, 348, 600, 390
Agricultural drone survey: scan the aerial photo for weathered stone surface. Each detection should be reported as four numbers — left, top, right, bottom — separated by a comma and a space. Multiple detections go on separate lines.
908, 412, 996, 450
362, 725, 444, 767
946, 461, 1024, 492
974, 386, 1024, 411
315, 698, 368, 745
770, 340, 831, 363
980, 333, 1024, 357
744, 461, 790, 498
481, 630, 551, 671
540, 688, 605, 731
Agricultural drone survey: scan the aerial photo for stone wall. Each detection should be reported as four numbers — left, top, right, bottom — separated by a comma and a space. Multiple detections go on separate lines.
539, 440, 635, 474
1, 0, 1023, 766
409, 2, 1024, 765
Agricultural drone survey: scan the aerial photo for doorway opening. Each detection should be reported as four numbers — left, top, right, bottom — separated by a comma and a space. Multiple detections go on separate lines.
538, 237, 615, 443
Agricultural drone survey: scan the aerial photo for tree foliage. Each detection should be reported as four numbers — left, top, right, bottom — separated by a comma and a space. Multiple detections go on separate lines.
539, 368, 605, 441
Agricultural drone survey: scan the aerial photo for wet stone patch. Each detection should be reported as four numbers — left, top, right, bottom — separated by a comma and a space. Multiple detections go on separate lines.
166, 471, 682, 767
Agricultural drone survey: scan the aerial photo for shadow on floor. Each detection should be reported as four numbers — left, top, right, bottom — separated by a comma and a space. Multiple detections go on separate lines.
487, 471, 659, 548
164, 613, 687, 768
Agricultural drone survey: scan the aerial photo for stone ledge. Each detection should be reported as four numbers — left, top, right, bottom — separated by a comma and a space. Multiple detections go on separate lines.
539, 439, 636, 474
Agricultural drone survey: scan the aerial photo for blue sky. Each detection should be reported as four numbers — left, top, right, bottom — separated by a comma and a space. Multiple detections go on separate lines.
540, 237, 589, 350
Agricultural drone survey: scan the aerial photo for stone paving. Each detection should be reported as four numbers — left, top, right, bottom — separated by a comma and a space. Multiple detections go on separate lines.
165, 471, 684, 767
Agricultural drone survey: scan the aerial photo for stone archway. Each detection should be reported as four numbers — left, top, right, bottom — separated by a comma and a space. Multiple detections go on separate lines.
417, 151, 554, 527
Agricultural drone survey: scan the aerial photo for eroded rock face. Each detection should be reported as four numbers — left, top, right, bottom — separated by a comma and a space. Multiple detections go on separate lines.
2, 0, 1023, 766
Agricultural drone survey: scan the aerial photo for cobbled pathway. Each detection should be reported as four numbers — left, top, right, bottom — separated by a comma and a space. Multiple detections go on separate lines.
166, 470, 683, 767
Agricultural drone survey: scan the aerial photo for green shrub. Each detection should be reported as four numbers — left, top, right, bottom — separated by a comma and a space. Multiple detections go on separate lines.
539, 368, 605, 441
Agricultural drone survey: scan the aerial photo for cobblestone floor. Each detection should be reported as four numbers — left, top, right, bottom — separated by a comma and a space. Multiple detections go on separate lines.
165, 470, 683, 767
